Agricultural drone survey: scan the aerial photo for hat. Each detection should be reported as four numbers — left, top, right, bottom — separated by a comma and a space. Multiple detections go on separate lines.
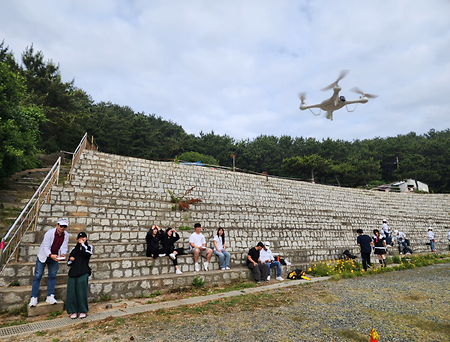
77, 232, 87, 239
383, 219, 387, 222
428, 227, 432, 230
57, 218, 69, 226
394, 230, 398, 234
264, 241, 270, 247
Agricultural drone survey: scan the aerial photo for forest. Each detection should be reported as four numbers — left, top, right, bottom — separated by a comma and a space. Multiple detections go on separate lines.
1, 41, 450, 192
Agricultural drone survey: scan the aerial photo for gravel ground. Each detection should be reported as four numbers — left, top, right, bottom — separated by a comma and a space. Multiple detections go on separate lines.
9, 263, 450, 342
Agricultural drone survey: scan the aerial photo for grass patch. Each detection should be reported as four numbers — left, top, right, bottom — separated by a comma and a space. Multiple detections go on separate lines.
337, 329, 368, 342
46, 310, 62, 320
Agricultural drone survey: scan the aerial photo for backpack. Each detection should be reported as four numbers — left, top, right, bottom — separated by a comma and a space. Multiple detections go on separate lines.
288, 269, 305, 280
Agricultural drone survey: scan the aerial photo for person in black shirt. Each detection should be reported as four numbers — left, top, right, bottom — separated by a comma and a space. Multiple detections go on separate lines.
66, 232, 93, 319
146, 225, 164, 258
356, 229, 372, 271
247, 242, 268, 284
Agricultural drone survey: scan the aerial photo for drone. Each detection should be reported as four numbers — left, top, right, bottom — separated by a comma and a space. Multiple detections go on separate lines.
299, 70, 377, 121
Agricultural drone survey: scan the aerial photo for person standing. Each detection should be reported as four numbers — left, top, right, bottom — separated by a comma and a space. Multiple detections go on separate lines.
246, 242, 268, 284
189, 223, 213, 272
161, 227, 186, 274
29, 218, 70, 307
260, 241, 283, 281
356, 229, 372, 271
427, 227, 436, 252
66, 232, 93, 319
447, 230, 450, 251
213, 228, 231, 270
382, 219, 392, 245
372, 229, 387, 268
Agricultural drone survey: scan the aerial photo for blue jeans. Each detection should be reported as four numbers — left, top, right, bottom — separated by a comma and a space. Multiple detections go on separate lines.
398, 241, 407, 253
213, 249, 230, 269
31, 257, 59, 298
266, 261, 281, 277
430, 240, 435, 251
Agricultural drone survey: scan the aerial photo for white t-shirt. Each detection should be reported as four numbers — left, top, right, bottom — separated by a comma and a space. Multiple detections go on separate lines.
428, 231, 434, 240
189, 232, 206, 250
259, 248, 274, 263
214, 235, 224, 251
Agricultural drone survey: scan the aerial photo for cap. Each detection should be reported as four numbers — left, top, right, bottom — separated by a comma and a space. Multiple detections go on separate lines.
383, 219, 387, 222
394, 230, 398, 234
57, 218, 69, 226
428, 227, 432, 230
264, 241, 270, 247
77, 232, 87, 239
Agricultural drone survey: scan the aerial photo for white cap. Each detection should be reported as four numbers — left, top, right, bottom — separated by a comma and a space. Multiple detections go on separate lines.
394, 230, 398, 234
57, 218, 69, 226
428, 227, 432, 230
383, 219, 387, 222
264, 241, 270, 247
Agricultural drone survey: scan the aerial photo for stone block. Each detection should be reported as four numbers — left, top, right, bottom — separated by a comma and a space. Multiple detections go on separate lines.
27, 300, 64, 317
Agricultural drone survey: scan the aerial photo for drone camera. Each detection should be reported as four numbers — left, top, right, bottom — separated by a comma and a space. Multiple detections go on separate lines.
339, 96, 346, 102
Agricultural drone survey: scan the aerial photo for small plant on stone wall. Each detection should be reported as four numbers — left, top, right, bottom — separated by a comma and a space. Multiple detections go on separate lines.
99, 293, 112, 302
168, 186, 202, 211
179, 225, 191, 231
8, 280, 20, 287
192, 276, 206, 289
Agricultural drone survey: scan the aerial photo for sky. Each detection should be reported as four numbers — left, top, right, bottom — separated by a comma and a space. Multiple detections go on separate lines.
1, 0, 450, 142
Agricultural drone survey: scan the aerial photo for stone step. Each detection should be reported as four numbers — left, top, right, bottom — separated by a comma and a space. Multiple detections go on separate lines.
1, 250, 309, 287
0, 265, 304, 311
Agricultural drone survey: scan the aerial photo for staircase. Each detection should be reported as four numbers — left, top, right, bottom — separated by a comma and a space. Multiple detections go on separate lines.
1, 149, 449, 311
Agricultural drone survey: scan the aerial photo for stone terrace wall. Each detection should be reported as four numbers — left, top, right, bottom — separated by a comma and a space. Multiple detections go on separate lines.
41, 150, 450, 255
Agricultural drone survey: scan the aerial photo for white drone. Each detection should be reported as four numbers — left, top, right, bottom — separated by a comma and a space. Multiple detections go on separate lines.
299, 70, 377, 121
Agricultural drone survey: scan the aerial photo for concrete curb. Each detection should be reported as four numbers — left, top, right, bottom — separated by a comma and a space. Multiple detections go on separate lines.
0, 276, 330, 339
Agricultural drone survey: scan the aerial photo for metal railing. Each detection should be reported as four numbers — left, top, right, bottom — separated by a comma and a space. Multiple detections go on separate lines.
0, 133, 98, 275
68, 132, 97, 180
0, 158, 61, 275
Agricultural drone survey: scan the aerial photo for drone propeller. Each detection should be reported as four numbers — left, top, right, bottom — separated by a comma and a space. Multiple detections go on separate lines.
321, 70, 349, 91
350, 87, 378, 98
298, 92, 307, 103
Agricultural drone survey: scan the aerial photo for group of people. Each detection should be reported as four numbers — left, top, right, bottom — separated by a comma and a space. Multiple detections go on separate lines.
29, 218, 93, 320
247, 241, 284, 284
145, 222, 231, 273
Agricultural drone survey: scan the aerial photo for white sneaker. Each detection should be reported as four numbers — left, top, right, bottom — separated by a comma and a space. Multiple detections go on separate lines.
159, 254, 166, 257
169, 253, 176, 260
203, 262, 209, 271
266, 275, 270, 281
276, 276, 284, 281
46, 294, 57, 305
176, 269, 182, 275
225, 267, 230, 270
29, 297, 38, 307
194, 263, 200, 272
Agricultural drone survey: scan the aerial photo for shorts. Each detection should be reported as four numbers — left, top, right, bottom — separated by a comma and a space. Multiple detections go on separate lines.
189, 248, 209, 258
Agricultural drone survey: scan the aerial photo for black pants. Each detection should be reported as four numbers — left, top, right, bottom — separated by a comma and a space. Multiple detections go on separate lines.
247, 262, 268, 282
361, 252, 371, 271
146, 247, 165, 259
161, 247, 186, 266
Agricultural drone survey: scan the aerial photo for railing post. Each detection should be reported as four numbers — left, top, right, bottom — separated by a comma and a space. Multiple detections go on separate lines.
0, 239, 5, 269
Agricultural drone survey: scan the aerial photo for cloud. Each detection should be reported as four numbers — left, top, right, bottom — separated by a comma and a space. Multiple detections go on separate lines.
1, 0, 449, 142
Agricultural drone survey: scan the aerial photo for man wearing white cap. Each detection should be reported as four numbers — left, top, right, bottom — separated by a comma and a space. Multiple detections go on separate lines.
29, 218, 70, 307
260, 241, 284, 281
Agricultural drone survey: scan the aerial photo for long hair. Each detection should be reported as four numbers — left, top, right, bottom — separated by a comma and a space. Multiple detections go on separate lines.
217, 227, 225, 245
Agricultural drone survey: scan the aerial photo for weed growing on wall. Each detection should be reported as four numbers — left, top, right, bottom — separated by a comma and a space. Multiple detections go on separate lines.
168, 186, 202, 211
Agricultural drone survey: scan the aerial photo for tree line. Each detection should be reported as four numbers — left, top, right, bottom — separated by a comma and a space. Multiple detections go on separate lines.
1, 41, 449, 192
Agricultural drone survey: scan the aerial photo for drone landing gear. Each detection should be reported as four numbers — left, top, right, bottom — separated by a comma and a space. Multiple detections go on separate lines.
308, 108, 322, 116
345, 104, 359, 112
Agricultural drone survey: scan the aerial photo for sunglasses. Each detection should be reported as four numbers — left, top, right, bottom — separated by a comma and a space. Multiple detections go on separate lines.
59, 225, 68, 229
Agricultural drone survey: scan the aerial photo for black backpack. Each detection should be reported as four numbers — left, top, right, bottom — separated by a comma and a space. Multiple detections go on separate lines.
288, 269, 305, 280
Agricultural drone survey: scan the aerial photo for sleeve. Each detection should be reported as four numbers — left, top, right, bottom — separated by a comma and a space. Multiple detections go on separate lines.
173, 233, 180, 243
41, 230, 54, 257
67, 247, 76, 266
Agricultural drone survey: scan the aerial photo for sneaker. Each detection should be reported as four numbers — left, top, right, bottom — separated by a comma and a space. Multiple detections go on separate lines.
266, 275, 270, 281
256, 281, 261, 284
203, 262, 209, 271
158, 254, 166, 257
29, 297, 38, 307
46, 294, 57, 305
276, 276, 284, 281
221, 268, 225, 270
169, 253, 176, 260
176, 269, 182, 275
225, 267, 230, 270
194, 263, 200, 272
79, 313, 87, 319
70, 313, 78, 319
400, 252, 403, 255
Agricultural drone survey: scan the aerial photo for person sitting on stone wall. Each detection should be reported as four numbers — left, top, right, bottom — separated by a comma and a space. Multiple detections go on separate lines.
189, 223, 213, 272
145, 225, 165, 258
246, 242, 269, 284
161, 227, 186, 275
260, 241, 284, 281
213, 228, 231, 270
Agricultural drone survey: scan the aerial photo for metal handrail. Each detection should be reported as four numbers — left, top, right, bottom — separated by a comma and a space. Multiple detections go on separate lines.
68, 132, 97, 181
0, 158, 61, 275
